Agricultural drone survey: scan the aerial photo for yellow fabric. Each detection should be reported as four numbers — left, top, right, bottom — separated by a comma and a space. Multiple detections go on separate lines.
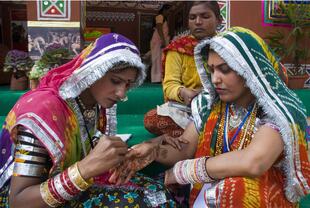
163, 50, 202, 102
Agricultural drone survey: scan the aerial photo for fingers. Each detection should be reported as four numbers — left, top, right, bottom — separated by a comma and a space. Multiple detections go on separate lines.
108, 170, 119, 184
164, 137, 177, 149
125, 148, 138, 159
124, 170, 136, 184
177, 137, 189, 144
163, 135, 188, 150
115, 167, 135, 185
99, 135, 127, 147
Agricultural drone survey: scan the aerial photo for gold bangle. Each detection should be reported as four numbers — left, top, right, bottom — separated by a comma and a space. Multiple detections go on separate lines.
178, 87, 185, 101
68, 162, 93, 191
40, 181, 61, 207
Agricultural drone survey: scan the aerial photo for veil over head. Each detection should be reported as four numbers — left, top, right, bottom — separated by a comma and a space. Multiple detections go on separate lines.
193, 27, 309, 202
40, 33, 146, 99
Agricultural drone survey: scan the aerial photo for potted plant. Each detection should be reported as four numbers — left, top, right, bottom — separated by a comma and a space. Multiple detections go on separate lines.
3, 50, 34, 90
28, 43, 71, 89
265, 2, 310, 89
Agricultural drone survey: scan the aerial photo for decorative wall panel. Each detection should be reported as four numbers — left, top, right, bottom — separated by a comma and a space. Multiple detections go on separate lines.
218, 0, 230, 32
27, 21, 80, 60
37, 0, 71, 20
262, 0, 310, 26
87, 11, 135, 22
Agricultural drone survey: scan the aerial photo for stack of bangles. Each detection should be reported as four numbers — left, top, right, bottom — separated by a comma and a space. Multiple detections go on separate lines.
173, 157, 215, 184
40, 162, 93, 207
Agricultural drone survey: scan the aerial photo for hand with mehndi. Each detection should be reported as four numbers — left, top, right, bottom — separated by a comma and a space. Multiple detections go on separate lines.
161, 134, 189, 150
78, 135, 129, 180
109, 141, 159, 185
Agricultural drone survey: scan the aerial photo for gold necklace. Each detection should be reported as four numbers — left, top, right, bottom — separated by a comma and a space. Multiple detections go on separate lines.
76, 96, 97, 122
236, 103, 258, 150
241, 104, 257, 149
215, 104, 225, 156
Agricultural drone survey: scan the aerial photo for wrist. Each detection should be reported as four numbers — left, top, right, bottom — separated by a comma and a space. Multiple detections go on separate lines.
178, 87, 185, 102
40, 162, 93, 207
73, 162, 94, 189
148, 140, 161, 160
78, 159, 92, 180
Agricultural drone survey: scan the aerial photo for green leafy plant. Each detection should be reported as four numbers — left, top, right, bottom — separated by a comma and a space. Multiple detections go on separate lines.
28, 43, 71, 80
265, 2, 310, 76
3, 50, 34, 78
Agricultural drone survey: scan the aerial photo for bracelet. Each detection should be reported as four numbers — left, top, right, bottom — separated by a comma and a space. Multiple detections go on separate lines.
40, 162, 94, 207
173, 157, 216, 184
40, 181, 61, 207
177, 87, 185, 102
68, 162, 93, 191
204, 156, 216, 181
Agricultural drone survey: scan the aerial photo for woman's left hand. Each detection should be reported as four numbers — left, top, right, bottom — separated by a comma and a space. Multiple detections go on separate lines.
108, 142, 159, 185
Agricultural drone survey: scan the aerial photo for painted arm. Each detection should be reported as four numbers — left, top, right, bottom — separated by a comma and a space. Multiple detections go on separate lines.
108, 122, 199, 185
155, 122, 199, 166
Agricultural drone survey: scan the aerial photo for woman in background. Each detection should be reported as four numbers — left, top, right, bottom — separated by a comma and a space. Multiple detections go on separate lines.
144, 1, 223, 138
150, 4, 171, 83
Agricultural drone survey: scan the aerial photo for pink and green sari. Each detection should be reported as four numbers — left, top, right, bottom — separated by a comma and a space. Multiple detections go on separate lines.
0, 33, 177, 207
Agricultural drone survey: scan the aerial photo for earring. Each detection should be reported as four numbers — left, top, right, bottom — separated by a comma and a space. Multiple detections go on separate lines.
120, 96, 128, 102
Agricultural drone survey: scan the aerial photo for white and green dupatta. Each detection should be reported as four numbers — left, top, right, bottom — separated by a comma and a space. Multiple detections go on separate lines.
192, 27, 309, 203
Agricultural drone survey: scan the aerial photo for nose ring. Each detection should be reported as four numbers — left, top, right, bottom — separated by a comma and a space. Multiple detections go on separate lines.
120, 96, 128, 102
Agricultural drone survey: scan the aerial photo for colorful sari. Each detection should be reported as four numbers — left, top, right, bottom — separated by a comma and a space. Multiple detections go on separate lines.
144, 35, 199, 138
190, 27, 309, 207
0, 33, 176, 207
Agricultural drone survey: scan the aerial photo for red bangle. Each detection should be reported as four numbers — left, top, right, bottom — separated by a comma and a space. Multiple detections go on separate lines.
63, 168, 80, 194
61, 169, 80, 196
47, 178, 66, 203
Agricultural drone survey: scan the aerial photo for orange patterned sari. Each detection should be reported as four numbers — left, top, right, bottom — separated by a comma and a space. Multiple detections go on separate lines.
190, 27, 309, 207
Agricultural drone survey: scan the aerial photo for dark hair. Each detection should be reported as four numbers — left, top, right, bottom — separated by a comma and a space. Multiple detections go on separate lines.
159, 4, 171, 15
189, 1, 223, 21
110, 61, 139, 73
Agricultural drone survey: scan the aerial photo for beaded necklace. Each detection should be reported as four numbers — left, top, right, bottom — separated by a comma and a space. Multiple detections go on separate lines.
215, 102, 258, 155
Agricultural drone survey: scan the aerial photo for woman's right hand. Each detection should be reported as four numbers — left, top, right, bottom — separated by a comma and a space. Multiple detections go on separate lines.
179, 88, 201, 105
78, 135, 128, 180
162, 134, 189, 150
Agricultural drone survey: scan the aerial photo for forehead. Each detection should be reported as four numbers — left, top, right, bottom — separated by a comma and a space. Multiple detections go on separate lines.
189, 4, 214, 15
207, 51, 225, 64
109, 68, 137, 80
